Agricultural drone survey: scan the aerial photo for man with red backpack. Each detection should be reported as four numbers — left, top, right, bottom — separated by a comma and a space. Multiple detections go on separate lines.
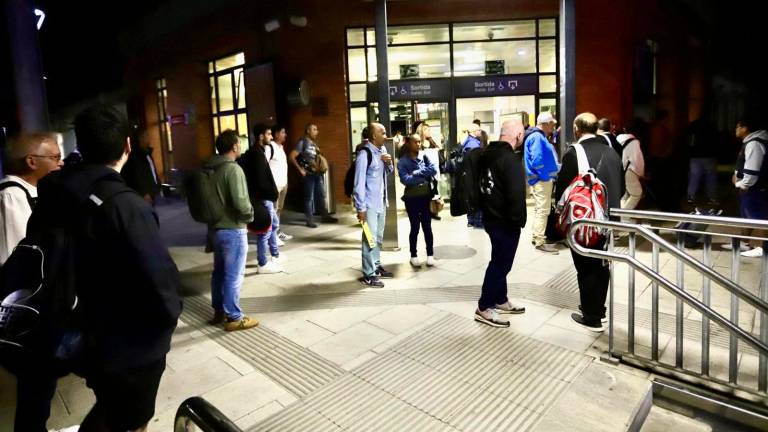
555, 113, 624, 332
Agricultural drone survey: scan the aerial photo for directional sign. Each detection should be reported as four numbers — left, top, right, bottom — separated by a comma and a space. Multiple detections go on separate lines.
368, 79, 451, 102
454, 74, 538, 98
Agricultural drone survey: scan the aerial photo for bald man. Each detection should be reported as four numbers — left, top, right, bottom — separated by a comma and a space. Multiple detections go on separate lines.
473, 120, 527, 328
555, 112, 624, 332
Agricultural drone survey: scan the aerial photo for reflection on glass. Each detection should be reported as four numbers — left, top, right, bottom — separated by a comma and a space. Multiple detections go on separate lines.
366, 28, 375, 46
215, 52, 245, 71
208, 62, 214, 74
217, 74, 233, 111
347, 28, 364, 46
210, 76, 218, 114
347, 48, 366, 82
453, 40, 536, 76
453, 21, 536, 41
236, 69, 246, 110
539, 75, 557, 93
219, 115, 237, 134
349, 83, 366, 102
456, 96, 536, 143
387, 24, 449, 44
539, 19, 556, 37
539, 98, 557, 118
212, 120, 219, 140
237, 113, 248, 137
350, 107, 367, 152
368, 44, 451, 80
539, 39, 557, 73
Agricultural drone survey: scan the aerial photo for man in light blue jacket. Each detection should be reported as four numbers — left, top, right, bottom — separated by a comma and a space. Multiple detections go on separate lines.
354, 122, 395, 287
524, 112, 560, 254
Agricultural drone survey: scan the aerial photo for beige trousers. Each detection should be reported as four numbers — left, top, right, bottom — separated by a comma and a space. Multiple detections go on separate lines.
532, 180, 554, 246
622, 170, 643, 210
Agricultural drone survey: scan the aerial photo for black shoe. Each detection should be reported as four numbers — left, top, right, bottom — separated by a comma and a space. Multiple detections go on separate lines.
571, 313, 605, 332
579, 305, 607, 323
361, 275, 384, 288
431, 214, 441, 220
375, 266, 394, 279
306, 221, 318, 228
321, 215, 338, 223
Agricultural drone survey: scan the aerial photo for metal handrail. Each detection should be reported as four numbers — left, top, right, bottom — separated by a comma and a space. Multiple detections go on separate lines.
174, 397, 242, 432
612, 208, 768, 232
568, 219, 768, 356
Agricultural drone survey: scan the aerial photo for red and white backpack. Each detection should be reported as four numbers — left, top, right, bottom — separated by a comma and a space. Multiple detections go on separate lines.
556, 144, 608, 247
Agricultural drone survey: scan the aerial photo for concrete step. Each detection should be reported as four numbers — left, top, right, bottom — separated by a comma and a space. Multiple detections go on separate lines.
640, 406, 713, 432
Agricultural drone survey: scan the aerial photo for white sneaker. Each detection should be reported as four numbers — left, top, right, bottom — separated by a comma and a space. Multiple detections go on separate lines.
741, 247, 763, 258
271, 254, 285, 264
278, 231, 293, 241
722, 242, 751, 252
426, 256, 437, 267
277, 238, 286, 247
410, 257, 422, 267
258, 261, 282, 274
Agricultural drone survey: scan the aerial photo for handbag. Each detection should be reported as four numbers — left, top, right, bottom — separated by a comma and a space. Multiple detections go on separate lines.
403, 181, 432, 199
430, 198, 444, 214
316, 154, 329, 174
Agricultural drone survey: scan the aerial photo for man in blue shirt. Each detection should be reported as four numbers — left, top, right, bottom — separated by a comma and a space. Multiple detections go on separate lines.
353, 122, 395, 288
524, 112, 560, 254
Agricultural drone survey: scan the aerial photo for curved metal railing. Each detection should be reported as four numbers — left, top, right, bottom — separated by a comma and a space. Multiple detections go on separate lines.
174, 397, 242, 432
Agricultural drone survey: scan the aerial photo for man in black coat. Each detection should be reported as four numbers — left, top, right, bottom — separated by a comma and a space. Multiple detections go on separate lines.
556, 112, 624, 332
121, 127, 161, 205
27, 105, 182, 430
473, 120, 528, 328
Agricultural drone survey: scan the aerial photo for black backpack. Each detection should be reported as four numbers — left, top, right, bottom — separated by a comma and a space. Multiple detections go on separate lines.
344, 146, 373, 197
0, 180, 130, 368
0, 181, 37, 210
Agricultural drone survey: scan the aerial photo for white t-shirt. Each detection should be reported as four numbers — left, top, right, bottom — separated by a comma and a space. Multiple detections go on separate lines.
0, 175, 37, 265
265, 141, 288, 188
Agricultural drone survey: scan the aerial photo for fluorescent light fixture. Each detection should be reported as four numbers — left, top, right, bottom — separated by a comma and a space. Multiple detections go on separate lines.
264, 19, 280, 32
517, 50, 526, 56
289, 16, 307, 27
34, 8, 45, 30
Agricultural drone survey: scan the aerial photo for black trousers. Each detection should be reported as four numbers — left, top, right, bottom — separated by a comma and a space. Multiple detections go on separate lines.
570, 240, 609, 322
4, 352, 61, 432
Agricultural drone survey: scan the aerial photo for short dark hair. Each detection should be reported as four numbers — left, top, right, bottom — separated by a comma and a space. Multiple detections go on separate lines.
272, 123, 286, 134
473, 119, 482, 127
215, 129, 240, 154
361, 126, 370, 141
253, 123, 271, 139
574, 114, 598, 134
73, 104, 131, 164
597, 118, 612, 132
624, 117, 646, 136
737, 114, 765, 132
304, 123, 316, 135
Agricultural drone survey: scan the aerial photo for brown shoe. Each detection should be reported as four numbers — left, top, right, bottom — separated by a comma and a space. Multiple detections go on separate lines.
224, 316, 259, 332
208, 311, 225, 325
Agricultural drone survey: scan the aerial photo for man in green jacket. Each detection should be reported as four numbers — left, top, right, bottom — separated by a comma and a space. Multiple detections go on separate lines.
206, 130, 258, 331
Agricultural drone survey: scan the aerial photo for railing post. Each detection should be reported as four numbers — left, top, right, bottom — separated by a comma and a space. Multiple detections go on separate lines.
760, 240, 768, 392
730, 237, 741, 384
701, 235, 712, 376
676, 233, 685, 369
608, 230, 615, 355
652, 236, 660, 361
628, 232, 636, 354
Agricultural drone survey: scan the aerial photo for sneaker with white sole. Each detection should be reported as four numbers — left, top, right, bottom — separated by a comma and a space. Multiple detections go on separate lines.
257, 261, 282, 274
722, 242, 751, 252
571, 313, 605, 332
410, 257, 422, 267
426, 256, 437, 267
494, 301, 525, 314
474, 309, 510, 328
742, 247, 764, 258
277, 238, 286, 247
278, 231, 293, 241
271, 254, 285, 264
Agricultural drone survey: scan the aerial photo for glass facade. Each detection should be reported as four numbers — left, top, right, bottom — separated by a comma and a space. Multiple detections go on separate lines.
209, 52, 248, 141
345, 18, 559, 154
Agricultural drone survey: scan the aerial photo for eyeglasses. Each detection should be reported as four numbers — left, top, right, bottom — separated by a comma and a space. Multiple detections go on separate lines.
29, 154, 62, 162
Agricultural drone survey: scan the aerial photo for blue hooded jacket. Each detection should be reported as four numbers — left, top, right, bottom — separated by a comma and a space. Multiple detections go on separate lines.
523, 127, 560, 185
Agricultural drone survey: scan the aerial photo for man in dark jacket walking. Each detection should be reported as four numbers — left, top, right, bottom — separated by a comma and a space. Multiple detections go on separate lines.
474, 120, 528, 328
28, 105, 183, 431
556, 112, 624, 332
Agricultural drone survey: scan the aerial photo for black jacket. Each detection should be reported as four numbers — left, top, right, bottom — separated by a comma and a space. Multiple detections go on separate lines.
555, 136, 625, 214
121, 146, 161, 201
29, 164, 182, 372
479, 141, 528, 228
239, 146, 278, 202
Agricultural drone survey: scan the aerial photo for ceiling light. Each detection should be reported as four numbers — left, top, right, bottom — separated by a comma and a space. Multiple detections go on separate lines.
264, 19, 280, 32
34, 8, 45, 30
517, 50, 526, 56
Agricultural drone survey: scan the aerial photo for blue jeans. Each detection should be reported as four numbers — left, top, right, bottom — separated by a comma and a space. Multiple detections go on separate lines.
468, 210, 483, 227
211, 229, 248, 320
362, 210, 386, 277
688, 158, 718, 201
404, 196, 433, 257
304, 174, 328, 222
257, 200, 279, 266
479, 225, 520, 311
